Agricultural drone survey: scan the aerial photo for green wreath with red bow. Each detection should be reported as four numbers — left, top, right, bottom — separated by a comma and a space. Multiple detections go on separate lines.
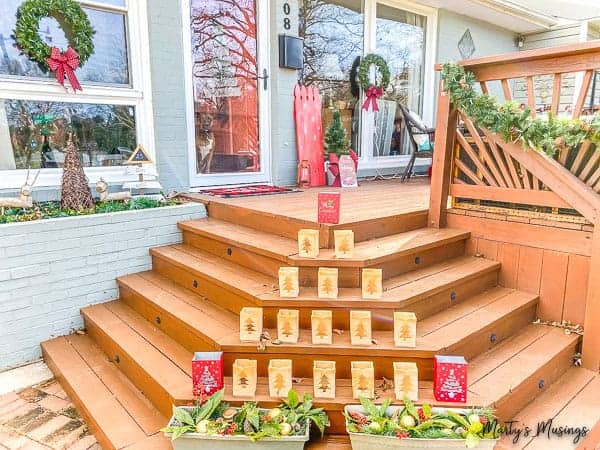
13, 0, 96, 91
357, 53, 391, 112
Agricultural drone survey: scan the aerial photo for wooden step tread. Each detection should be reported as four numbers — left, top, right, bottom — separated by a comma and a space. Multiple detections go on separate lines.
179, 218, 298, 262
117, 271, 239, 343
258, 256, 500, 306
82, 302, 193, 408
220, 287, 537, 358
290, 227, 470, 267
495, 367, 600, 450
306, 435, 351, 449
180, 217, 470, 267
468, 325, 580, 419
151, 244, 278, 298
42, 334, 166, 450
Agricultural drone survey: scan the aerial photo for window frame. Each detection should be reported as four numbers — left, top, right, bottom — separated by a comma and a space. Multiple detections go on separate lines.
0, 0, 156, 189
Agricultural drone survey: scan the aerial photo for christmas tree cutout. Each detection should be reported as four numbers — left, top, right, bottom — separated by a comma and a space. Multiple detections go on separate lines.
199, 366, 217, 393
357, 374, 370, 393
281, 276, 295, 295
321, 278, 334, 295
238, 371, 249, 387
442, 369, 464, 399
399, 322, 412, 340
338, 238, 351, 255
280, 320, 293, 337
318, 374, 331, 392
245, 317, 256, 333
365, 278, 378, 296
315, 319, 329, 339
355, 320, 368, 339
401, 374, 413, 393
273, 373, 286, 396
301, 237, 313, 254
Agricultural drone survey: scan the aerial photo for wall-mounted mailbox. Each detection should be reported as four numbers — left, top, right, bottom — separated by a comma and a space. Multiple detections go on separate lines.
279, 34, 303, 70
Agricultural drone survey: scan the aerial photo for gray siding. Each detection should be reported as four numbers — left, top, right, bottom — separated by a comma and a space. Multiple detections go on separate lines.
147, 0, 191, 193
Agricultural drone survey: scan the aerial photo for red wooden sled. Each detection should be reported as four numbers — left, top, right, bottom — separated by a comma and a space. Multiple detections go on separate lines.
294, 85, 326, 187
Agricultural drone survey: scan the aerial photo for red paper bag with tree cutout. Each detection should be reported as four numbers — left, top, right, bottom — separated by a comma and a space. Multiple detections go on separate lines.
192, 352, 224, 397
434, 355, 467, 403
318, 192, 340, 224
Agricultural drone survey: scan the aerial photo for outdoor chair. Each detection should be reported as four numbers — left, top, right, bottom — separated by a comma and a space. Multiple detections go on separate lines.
398, 104, 435, 182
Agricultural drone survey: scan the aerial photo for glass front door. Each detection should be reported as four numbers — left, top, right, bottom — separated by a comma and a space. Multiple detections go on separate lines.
186, 0, 270, 186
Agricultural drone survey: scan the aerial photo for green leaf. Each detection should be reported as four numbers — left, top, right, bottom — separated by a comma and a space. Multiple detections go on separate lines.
448, 411, 471, 429
422, 403, 432, 419
286, 389, 299, 408
172, 405, 194, 426
465, 432, 481, 448
359, 397, 380, 417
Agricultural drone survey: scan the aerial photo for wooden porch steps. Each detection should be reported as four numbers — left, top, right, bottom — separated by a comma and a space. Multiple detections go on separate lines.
41, 334, 169, 450
494, 367, 600, 450
39, 199, 591, 448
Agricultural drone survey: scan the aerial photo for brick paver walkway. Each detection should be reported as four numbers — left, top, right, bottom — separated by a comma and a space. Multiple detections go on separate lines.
0, 380, 98, 450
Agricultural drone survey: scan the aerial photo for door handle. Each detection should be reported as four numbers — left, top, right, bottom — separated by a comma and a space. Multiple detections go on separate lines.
256, 69, 269, 90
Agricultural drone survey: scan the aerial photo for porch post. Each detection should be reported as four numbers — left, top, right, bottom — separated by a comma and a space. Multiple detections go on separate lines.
582, 219, 600, 372
428, 84, 457, 228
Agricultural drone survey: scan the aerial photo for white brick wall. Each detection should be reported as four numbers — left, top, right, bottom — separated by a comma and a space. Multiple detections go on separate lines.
0, 203, 206, 371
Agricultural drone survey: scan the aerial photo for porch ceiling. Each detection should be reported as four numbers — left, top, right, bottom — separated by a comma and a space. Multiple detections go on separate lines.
421, 0, 559, 33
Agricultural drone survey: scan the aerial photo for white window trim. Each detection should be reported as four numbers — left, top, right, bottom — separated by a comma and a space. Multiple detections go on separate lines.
181, 0, 272, 188
0, 0, 155, 189
359, 0, 438, 172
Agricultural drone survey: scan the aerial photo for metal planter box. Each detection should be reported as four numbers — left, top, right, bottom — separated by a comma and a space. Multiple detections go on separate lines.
165, 407, 310, 450
344, 405, 499, 450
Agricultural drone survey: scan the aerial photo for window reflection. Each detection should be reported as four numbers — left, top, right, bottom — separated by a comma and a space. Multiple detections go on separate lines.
374, 4, 426, 157
0, 1, 130, 85
0, 100, 136, 170
299, 0, 364, 154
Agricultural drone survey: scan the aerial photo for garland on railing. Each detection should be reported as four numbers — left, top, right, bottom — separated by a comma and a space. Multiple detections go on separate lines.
441, 63, 600, 157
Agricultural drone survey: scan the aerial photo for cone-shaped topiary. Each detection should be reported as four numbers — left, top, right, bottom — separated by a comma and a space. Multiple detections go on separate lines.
324, 110, 350, 157
61, 134, 94, 210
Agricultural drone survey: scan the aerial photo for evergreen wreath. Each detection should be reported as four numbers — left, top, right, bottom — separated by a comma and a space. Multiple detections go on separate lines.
14, 0, 95, 72
357, 54, 391, 91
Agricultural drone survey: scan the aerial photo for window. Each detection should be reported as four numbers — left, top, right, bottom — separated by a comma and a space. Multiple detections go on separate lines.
0, 0, 153, 188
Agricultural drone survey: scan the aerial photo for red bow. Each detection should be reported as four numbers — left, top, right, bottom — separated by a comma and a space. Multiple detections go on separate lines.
362, 85, 383, 112
47, 47, 82, 91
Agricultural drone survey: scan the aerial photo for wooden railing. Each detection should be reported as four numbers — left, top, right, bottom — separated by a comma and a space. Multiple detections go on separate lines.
429, 41, 600, 372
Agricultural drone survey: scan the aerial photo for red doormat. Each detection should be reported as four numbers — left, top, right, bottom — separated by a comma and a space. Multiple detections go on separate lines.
200, 185, 300, 198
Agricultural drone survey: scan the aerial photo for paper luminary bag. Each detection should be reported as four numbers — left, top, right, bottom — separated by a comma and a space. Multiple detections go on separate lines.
351, 361, 375, 399
239, 307, 263, 342
298, 229, 320, 258
318, 267, 338, 299
317, 192, 341, 224
313, 361, 336, 399
268, 359, 293, 398
277, 309, 299, 344
192, 352, 224, 397
394, 362, 419, 401
232, 359, 257, 398
394, 312, 417, 348
361, 268, 383, 299
350, 310, 372, 346
334, 230, 354, 258
278, 267, 299, 298
311, 310, 333, 345
434, 355, 468, 403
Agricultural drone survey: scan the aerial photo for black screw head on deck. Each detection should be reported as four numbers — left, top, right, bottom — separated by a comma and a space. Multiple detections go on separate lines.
193, 280, 198, 288
414, 256, 421, 265
490, 333, 497, 343
227, 247, 233, 256
450, 291, 457, 301
538, 379, 545, 389
114, 355, 120, 364
156, 316, 161, 325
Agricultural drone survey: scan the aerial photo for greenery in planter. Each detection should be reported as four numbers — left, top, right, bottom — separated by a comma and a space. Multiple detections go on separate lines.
324, 110, 351, 157
345, 397, 503, 448
0, 197, 176, 224
162, 389, 330, 442
441, 62, 600, 157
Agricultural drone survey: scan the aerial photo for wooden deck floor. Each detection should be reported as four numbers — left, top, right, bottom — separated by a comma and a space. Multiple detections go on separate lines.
183, 178, 430, 226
